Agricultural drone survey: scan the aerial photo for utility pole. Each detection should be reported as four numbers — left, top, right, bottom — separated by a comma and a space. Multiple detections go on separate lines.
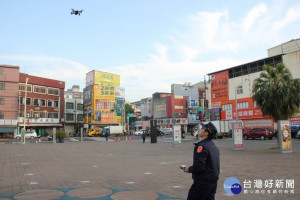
23, 77, 29, 144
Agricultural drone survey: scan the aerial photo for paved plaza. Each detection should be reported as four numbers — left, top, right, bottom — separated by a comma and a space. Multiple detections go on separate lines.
0, 137, 299, 200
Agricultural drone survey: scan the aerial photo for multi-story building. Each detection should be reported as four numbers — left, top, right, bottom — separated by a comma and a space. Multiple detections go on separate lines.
0, 65, 19, 138
152, 92, 188, 131
65, 85, 83, 99
140, 97, 152, 120
171, 82, 206, 130
18, 73, 65, 136
83, 70, 124, 131
64, 85, 83, 136
207, 38, 300, 130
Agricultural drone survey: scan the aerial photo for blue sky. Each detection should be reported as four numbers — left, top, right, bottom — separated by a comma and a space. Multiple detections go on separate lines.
1, 0, 300, 102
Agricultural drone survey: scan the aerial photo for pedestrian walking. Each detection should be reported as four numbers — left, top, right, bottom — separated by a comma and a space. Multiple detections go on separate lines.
105, 128, 109, 141
183, 122, 220, 200
141, 131, 146, 143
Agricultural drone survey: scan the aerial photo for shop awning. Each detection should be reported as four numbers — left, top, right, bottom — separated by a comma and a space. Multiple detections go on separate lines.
0, 127, 15, 133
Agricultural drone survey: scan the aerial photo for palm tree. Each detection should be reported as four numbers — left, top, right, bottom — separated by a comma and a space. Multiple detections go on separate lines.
252, 62, 300, 147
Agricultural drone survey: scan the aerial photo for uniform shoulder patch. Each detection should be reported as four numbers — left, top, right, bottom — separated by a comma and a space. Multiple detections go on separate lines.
197, 146, 203, 153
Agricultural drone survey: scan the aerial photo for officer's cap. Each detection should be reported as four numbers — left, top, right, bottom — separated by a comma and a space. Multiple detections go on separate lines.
200, 122, 218, 135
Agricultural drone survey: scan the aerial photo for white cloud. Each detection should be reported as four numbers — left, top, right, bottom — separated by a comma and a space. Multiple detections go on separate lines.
242, 3, 268, 33
272, 4, 300, 31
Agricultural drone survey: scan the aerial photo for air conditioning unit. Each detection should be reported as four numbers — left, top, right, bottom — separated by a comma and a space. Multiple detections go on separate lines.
34, 114, 39, 118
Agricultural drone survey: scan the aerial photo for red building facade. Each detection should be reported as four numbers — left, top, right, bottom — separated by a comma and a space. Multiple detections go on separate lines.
18, 73, 65, 136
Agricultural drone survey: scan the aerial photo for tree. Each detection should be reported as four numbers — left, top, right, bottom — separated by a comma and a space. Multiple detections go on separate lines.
252, 63, 300, 148
252, 63, 300, 121
124, 103, 136, 125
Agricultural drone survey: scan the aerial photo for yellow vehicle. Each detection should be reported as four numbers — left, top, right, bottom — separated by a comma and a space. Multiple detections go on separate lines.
87, 128, 102, 137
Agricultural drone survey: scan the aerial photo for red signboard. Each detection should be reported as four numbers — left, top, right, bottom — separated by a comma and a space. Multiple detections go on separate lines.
221, 107, 270, 120
211, 71, 229, 105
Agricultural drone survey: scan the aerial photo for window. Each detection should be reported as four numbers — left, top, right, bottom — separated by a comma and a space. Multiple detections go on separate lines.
0, 111, 3, 119
236, 86, 243, 94
33, 99, 46, 107
0, 98, 4, 105
66, 114, 74, 121
254, 101, 259, 108
66, 102, 74, 109
77, 103, 83, 111
19, 97, 31, 105
48, 100, 59, 107
48, 87, 59, 95
0, 68, 5, 75
33, 86, 46, 94
26, 98, 31, 105
237, 102, 249, 109
77, 114, 83, 121
0, 82, 5, 90
18, 84, 32, 92
222, 104, 232, 111
48, 112, 58, 118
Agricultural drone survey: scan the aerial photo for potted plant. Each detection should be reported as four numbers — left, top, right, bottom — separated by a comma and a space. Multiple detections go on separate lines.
56, 131, 67, 143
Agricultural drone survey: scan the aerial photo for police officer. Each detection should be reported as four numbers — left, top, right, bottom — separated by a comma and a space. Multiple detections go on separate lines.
184, 122, 220, 200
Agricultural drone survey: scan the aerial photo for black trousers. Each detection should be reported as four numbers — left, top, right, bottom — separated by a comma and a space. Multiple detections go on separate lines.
187, 182, 217, 200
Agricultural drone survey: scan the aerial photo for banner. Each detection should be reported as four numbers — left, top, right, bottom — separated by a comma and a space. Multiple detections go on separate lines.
173, 125, 181, 144
211, 71, 229, 103
232, 123, 243, 149
278, 120, 293, 153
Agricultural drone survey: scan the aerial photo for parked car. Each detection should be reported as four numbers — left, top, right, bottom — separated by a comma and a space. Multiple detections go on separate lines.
224, 129, 232, 138
160, 128, 172, 135
291, 126, 300, 138
134, 129, 145, 136
14, 130, 39, 140
295, 130, 300, 139
243, 128, 274, 140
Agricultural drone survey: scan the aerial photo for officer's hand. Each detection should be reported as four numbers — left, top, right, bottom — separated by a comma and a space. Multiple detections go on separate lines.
184, 166, 189, 173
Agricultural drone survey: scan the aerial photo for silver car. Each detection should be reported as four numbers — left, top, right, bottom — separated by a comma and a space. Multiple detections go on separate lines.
14, 131, 39, 140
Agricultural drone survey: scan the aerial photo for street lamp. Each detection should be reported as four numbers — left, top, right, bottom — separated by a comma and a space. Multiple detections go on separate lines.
23, 77, 29, 144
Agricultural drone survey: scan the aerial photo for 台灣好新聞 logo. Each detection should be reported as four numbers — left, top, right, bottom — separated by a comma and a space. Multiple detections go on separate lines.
224, 177, 242, 195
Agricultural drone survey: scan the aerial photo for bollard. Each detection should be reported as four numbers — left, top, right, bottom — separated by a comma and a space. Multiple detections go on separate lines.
126, 137, 128, 142
129, 137, 132, 142
118, 138, 120, 142
115, 137, 117, 142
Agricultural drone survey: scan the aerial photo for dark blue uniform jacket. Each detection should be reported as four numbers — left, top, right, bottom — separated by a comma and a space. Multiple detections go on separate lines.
188, 139, 220, 184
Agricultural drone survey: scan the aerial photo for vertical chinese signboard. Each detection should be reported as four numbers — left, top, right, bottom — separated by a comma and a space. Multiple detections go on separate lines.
278, 120, 293, 153
211, 71, 229, 106
232, 122, 243, 150
173, 124, 181, 144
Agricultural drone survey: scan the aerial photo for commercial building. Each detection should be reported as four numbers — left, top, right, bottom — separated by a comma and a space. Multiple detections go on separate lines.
17, 73, 65, 136
207, 38, 300, 130
0, 65, 19, 138
83, 70, 125, 130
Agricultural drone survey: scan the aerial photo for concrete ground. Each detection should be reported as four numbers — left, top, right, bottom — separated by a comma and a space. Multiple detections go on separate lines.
0, 137, 299, 200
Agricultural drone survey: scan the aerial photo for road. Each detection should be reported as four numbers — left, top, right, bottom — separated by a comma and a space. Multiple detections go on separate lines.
1, 134, 300, 151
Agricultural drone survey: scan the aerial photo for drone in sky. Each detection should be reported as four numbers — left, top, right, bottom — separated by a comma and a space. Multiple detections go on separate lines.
71, 9, 83, 16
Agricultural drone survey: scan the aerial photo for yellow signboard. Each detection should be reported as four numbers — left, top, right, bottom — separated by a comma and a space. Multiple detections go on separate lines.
94, 85, 115, 100
94, 71, 120, 86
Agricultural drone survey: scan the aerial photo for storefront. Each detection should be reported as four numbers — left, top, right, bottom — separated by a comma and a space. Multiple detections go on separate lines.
0, 127, 16, 138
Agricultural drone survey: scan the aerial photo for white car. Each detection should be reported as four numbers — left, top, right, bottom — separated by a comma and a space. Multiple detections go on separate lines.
134, 129, 145, 136
160, 128, 173, 135
14, 131, 39, 140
